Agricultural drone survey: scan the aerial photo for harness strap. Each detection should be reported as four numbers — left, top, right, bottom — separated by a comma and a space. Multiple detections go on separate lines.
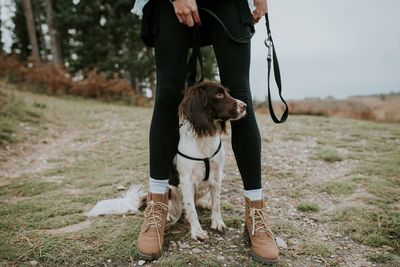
177, 139, 222, 181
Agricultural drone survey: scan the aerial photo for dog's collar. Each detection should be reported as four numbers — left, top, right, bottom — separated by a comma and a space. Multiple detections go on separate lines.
177, 139, 222, 181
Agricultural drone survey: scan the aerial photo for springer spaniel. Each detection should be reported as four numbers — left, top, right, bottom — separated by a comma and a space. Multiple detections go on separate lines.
167, 81, 247, 240
85, 81, 247, 241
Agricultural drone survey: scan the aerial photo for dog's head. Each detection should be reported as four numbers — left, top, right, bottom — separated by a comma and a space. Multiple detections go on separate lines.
179, 81, 247, 137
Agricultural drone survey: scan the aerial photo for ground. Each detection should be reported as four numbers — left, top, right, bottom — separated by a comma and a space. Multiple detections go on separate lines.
0, 83, 399, 266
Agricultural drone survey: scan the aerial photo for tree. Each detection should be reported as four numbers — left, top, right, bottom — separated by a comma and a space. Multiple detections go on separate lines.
10, 0, 218, 98
0, 3, 3, 54
44, 0, 62, 65
22, 0, 40, 63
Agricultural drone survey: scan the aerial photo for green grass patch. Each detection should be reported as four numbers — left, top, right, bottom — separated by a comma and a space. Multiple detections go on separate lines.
331, 206, 400, 254
272, 219, 302, 237
312, 148, 343, 162
366, 252, 394, 264
155, 254, 222, 267
223, 216, 243, 229
320, 181, 355, 196
0, 178, 59, 197
299, 241, 333, 257
356, 149, 400, 204
0, 91, 43, 144
297, 202, 320, 212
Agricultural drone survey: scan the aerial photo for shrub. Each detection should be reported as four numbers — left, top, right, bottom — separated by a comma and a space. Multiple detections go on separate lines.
0, 54, 141, 105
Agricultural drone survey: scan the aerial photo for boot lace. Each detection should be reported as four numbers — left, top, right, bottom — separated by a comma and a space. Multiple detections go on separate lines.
144, 200, 168, 249
249, 207, 275, 238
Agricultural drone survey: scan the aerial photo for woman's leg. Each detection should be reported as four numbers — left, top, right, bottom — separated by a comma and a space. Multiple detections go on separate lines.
205, 2, 262, 192
204, 3, 279, 262
149, 0, 191, 186
137, 0, 191, 260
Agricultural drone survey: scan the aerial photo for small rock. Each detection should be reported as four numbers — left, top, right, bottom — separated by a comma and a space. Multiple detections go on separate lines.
116, 185, 126, 190
217, 256, 225, 261
275, 237, 288, 249
106, 259, 111, 263
29, 261, 38, 266
138, 259, 146, 266
192, 248, 202, 254
216, 236, 224, 241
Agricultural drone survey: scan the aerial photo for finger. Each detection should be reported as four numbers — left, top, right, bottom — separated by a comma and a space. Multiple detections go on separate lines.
192, 10, 201, 25
186, 13, 195, 27
176, 14, 184, 24
252, 11, 258, 20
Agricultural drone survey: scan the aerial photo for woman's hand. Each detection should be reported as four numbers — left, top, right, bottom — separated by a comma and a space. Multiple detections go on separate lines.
171, 0, 201, 27
252, 0, 268, 23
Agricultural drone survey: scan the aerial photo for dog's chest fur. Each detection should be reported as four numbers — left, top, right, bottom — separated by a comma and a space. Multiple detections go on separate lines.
176, 121, 225, 186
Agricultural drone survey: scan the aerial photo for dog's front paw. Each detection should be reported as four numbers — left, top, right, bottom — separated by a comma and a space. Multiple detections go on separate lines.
191, 226, 208, 241
211, 214, 226, 233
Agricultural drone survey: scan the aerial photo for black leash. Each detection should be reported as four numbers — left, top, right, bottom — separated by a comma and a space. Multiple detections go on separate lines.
264, 15, 289, 123
186, 8, 288, 123
177, 139, 222, 181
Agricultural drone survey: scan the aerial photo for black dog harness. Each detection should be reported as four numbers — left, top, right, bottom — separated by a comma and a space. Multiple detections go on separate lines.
177, 139, 222, 181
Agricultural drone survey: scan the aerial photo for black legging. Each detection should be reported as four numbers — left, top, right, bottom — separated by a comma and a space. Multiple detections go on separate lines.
149, 0, 261, 190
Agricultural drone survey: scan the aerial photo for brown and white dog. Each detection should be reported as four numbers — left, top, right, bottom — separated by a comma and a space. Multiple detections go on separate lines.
86, 81, 246, 240
167, 81, 247, 240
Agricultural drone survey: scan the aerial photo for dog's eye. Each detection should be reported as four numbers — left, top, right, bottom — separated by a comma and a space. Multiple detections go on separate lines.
215, 92, 224, 98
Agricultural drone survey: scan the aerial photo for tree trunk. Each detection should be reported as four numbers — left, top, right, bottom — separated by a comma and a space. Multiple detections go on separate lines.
44, 0, 62, 66
0, 3, 3, 54
22, 0, 40, 63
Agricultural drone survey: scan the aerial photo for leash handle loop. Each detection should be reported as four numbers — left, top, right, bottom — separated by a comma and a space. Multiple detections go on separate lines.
265, 14, 289, 123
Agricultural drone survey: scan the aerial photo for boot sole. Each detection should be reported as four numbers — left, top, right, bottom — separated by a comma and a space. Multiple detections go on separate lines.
243, 226, 279, 265
137, 250, 163, 261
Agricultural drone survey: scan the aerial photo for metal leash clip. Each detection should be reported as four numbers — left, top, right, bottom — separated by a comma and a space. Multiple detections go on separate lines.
264, 33, 272, 60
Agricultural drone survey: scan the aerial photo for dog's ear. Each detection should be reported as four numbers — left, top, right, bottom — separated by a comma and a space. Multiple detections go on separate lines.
179, 85, 217, 137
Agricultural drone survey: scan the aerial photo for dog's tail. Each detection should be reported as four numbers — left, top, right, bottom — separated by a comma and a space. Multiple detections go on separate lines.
85, 185, 147, 217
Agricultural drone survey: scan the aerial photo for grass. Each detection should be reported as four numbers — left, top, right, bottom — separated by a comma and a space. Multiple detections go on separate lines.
297, 202, 320, 212
320, 181, 355, 196
272, 219, 302, 237
366, 252, 394, 264
0, 90, 43, 144
312, 148, 343, 162
1, 82, 400, 265
299, 241, 333, 257
155, 254, 222, 267
331, 206, 400, 253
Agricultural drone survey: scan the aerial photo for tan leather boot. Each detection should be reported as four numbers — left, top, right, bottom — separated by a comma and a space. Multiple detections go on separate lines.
244, 197, 279, 264
136, 192, 169, 260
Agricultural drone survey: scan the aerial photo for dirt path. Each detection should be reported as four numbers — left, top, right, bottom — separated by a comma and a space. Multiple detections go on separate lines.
1, 88, 399, 266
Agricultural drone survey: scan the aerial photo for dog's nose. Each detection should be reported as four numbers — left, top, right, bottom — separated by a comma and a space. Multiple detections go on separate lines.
239, 101, 247, 112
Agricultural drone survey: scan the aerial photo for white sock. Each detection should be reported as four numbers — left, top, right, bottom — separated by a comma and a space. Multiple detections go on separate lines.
149, 177, 169, 194
244, 188, 263, 201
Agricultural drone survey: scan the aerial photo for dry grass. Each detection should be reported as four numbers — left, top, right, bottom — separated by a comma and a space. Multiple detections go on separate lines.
256, 93, 400, 123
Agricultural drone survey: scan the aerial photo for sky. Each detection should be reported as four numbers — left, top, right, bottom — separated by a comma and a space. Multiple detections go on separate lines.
249, 0, 400, 100
1, 0, 399, 100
